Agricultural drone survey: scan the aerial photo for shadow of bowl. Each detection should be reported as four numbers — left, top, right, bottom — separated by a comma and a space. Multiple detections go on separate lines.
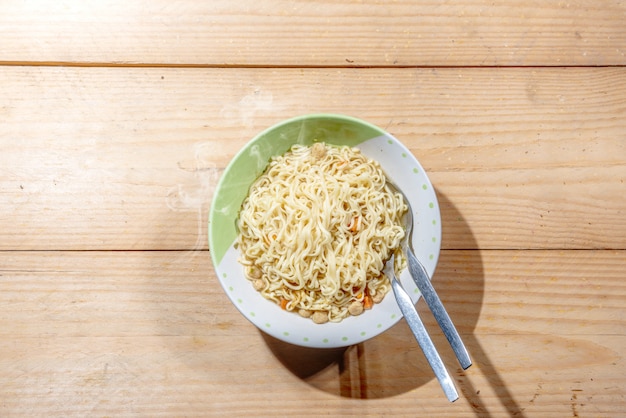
262, 190, 486, 399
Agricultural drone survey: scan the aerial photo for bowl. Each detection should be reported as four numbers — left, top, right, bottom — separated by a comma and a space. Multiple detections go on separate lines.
208, 114, 441, 348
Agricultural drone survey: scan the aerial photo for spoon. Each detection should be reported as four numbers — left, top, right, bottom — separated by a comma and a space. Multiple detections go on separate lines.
383, 252, 459, 402
387, 180, 472, 370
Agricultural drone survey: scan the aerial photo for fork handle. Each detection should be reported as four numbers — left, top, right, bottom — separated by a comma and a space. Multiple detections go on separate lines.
390, 278, 459, 402
407, 249, 472, 370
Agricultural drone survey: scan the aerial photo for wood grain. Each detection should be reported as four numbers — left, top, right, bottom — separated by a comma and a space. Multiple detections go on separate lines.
1, 1, 624, 415
1, 0, 625, 67
0, 250, 623, 416
1, 66, 624, 251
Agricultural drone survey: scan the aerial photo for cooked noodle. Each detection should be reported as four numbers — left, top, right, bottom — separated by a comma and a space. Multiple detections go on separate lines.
237, 142, 406, 323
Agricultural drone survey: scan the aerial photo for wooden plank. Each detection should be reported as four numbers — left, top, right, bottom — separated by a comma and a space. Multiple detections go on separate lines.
0, 0, 625, 67
0, 334, 622, 416
1, 67, 624, 250
0, 250, 624, 416
0, 250, 622, 337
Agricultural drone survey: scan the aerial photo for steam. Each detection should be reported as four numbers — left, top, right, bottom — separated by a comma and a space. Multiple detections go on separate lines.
166, 142, 221, 256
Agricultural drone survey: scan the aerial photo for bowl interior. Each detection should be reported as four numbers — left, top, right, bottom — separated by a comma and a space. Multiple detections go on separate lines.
209, 114, 441, 348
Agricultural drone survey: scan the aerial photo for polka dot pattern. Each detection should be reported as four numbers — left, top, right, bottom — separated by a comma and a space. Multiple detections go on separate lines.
213, 131, 441, 348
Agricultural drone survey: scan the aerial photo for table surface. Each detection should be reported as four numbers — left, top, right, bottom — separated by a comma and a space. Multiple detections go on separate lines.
1, 1, 625, 416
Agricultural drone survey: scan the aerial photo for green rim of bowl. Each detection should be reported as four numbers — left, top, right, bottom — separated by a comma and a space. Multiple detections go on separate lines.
208, 113, 387, 266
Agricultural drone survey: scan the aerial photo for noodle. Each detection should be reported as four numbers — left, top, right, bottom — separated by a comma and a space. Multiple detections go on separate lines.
237, 142, 407, 323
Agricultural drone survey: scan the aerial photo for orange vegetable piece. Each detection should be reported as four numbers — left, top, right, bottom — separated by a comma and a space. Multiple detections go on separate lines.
363, 295, 374, 310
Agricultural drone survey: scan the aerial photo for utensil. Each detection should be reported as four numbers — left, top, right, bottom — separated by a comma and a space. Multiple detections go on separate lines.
387, 180, 472, 370
383, 253, 459, 402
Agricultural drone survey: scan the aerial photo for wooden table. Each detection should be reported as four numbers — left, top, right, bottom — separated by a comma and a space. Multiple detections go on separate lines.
1, 1, 624, 416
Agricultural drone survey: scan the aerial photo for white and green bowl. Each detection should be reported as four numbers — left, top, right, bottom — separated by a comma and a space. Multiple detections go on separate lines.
208, 114, 441, 348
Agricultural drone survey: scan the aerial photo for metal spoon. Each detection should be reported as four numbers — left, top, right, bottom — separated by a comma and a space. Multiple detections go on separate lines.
387, 180, 472, 370
383, 253, 459, 402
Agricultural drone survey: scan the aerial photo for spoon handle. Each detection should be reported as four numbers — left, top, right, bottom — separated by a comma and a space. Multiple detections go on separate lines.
407, 249, 472, 370
389, 276, 459, 402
